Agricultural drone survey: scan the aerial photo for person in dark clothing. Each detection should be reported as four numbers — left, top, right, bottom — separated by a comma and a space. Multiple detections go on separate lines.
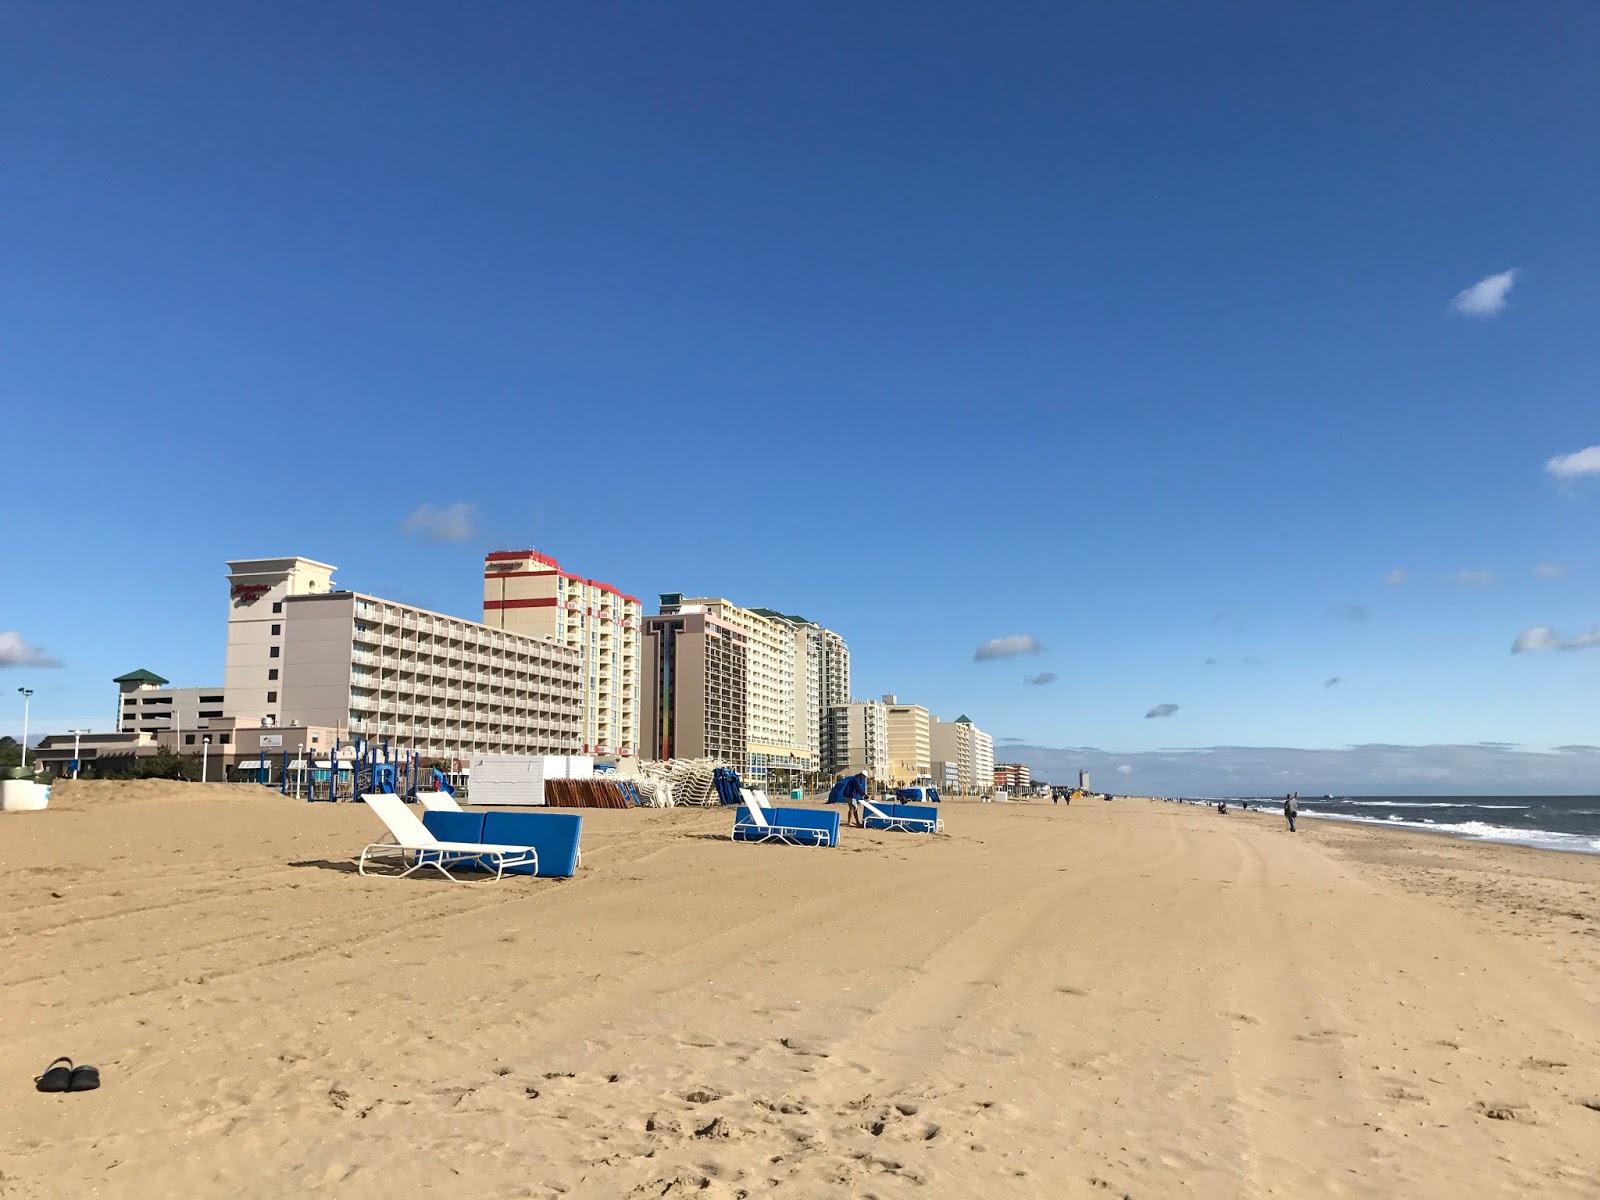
1284, 793, 1298, 832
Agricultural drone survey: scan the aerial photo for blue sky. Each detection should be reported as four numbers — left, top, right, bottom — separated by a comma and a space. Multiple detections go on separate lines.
3, 3, 1597, 790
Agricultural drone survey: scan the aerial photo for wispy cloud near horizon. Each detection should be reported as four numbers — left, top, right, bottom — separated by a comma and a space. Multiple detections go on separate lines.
1384, 569, 1408, 586
974, 635, 1042, 661
0, 632, 62, 669
1145, 703, 1180, 719
1451, 569, 1494, 587
1534, 563, 1569, 578
1450, 268, 1518, 317
1024, 672, 1057, 686
401, 502, 477, 543
1324, 677, 1344, 689
1511, 625, 1600, 653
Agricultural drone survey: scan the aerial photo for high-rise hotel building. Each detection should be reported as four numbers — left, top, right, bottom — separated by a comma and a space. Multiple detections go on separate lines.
481, 550, 643, 757
224, 557, 583, 761
641, 594, 818, 776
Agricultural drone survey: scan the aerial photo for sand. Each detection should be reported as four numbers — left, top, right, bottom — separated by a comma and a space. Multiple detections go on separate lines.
1, 784, 1598, 1198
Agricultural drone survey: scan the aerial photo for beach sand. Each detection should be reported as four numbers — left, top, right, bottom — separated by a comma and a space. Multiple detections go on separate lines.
2, 783, 1598, 1198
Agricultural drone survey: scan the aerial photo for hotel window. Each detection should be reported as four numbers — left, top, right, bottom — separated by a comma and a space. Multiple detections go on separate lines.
270, 646, 280, 658
268, 669, 279, 680
267, 691, 277, 703
272, 602, 282, 613
185, 734, 196, 746
220, 734, 231, 745
271, 624, 281, 635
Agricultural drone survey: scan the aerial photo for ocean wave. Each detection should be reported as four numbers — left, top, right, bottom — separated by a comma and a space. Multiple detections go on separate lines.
1333, 800, 1530, 810
1302, 811, 1600, 854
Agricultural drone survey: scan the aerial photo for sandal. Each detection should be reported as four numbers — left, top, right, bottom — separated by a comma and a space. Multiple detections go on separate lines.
34, 1057, 73, 1093
68, 1065, 101, 1092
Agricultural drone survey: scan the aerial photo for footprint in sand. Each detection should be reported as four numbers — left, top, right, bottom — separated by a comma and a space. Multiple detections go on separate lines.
1474, 1100, 1533, 1123
780, 1037, 830, 1058
1522, 1058, 1568, 1072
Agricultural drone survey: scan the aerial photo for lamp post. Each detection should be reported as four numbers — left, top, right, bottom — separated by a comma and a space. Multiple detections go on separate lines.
67, 728, 88, 779
16, 688, 33, 770
202, 735, 211, 784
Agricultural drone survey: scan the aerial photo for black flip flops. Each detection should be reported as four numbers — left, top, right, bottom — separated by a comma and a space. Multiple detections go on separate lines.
34, 1058, 100, 1093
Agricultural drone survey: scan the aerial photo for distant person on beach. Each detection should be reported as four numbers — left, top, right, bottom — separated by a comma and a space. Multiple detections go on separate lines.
846, 774, 866, 828
1284, 793, 1298, 832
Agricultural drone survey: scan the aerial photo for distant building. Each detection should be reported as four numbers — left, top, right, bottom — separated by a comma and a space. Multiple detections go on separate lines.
884, 699, 932, 784
226, 557, 583, 762
750, 609, 851, 769
645, 595, 813, 777
929, 713, 995, 794
823, 699, 889, 781
482, 549, 643, 758
113, 669, 226, 738
994, 762, 1031, 791
639, 603, 749, 765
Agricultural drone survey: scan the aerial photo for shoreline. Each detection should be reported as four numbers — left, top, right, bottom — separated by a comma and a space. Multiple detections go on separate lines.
1108, 794, 1600, 857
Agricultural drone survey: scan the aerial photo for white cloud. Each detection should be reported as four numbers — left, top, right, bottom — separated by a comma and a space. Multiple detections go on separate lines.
1534, 563, 1569, 578
1024, 672, 1057, 686
1116, 764, 1133, 775
1451, 570, 1494, 587
1384, 569, 1408, 586
1450, 268, 1518, 317
0, 632, 62, 669
1545, 445, 1600, 480
1145, 703, 1180, 719
974, 635, 1042, 661
1324, 677, 1344, 689
401, 502, 476, 544
1511, 625, 1600, 653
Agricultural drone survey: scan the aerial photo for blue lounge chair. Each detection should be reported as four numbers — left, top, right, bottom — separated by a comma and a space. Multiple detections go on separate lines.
731, 803, 838, 847
863, 799, 944, 834
419, 809, 584, 878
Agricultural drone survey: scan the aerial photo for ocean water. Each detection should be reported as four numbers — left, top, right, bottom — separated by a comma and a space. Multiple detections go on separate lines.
1184, 795, 1600, 855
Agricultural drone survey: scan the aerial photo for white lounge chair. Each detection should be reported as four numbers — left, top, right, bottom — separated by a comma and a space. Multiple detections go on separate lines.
359, 793, 538, 881
739, 787, 773, 811
415, 790, 463, 813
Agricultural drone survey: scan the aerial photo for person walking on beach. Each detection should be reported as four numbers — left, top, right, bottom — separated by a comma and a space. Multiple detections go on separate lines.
1284, 793, 1298, 833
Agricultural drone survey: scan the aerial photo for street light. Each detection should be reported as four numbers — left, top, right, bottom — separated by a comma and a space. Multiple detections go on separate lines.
67, 728, 88, 780
16, 688, 33, 770
202, 735, 212, 784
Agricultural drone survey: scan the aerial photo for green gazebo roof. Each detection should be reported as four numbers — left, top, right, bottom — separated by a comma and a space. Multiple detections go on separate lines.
954, 714, 972, 724
114, 668, 169, 685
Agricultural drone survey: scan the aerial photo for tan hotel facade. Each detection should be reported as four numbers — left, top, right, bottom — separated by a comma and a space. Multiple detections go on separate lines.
227, 557, 583, 761
481, 550, 643, 757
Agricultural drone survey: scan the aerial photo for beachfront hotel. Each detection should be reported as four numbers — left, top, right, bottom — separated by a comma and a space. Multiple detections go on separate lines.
929, 713, 996, 795
823, 698, 890, 782
749, 609, 851, 768
227, 557, 583, 762
640, 594, 818, 778
639, 603, 749, 765
883, 697, 932, 784
480, 549, 643, 757
994, 762, 1031, 791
